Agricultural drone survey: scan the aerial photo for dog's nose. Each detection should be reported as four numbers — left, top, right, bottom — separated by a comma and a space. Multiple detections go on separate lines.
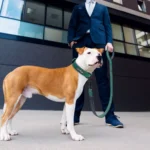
97, 55, 102, 62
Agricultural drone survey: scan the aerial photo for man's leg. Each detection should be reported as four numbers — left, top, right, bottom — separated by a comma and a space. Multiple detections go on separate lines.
94, 50, 124, 128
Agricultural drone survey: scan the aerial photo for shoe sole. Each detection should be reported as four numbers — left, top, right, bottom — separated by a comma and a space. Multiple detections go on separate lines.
106, 123, 124, 128
74, 123, 79, 125
74, 123, 123, 128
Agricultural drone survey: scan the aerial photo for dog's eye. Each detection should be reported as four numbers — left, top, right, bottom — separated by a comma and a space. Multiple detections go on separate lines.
87, 52, 91, 54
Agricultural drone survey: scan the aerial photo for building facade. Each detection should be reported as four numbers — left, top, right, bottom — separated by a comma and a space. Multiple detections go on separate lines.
0, 0, 150, 111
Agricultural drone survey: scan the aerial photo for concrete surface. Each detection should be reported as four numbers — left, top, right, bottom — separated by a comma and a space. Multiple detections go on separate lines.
0, 110, 150, 150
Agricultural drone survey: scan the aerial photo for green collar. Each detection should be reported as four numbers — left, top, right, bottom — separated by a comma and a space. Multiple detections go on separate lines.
72, 58, 92, 79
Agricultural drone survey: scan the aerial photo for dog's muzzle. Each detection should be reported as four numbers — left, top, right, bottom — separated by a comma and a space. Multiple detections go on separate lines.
97, 55, 103, 66
88, 56, 103, 66
97, 55, 102, 62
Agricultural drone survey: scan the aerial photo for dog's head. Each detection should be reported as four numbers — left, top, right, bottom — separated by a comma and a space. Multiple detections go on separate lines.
76, 47, 104, 71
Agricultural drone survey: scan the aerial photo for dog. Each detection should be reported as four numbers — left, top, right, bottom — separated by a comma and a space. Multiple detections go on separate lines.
0, 47, 104, 141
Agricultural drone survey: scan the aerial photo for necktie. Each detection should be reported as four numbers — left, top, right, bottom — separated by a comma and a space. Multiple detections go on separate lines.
86, 0, 95, 3
89, 2, 91, 9
88, 0, 94, 16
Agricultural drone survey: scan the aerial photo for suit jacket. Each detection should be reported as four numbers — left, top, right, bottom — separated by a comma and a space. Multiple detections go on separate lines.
67, 2, 113, 45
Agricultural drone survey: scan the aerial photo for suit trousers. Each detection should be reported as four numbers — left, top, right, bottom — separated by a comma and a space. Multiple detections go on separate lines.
72, 33, 115, 122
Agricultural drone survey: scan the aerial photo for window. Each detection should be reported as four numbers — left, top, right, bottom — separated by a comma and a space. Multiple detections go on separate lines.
138, 46, 150, 58
0, 0, 2, 10
46, 6, 62, 28
64, 10, 71, 29
123, 27, 136, 44
137, 0, 146, 12
22, 1, 45, 25
0, 17, 44, 39
1, 0, 24, 20
125, 44, 138, 56
146, 32, 150, 45
112, 23, 124, 41
135, 30, 148, 46
44, 27, 67, 43
113, 0, 122, 4
113, 41, 125, 53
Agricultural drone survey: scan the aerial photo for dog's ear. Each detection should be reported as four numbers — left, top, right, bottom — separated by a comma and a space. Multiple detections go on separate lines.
76, 47, 86, 54
97, 48, 104, 54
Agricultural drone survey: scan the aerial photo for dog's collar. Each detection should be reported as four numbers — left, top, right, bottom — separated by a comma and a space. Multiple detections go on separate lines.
72, 59, 92, 79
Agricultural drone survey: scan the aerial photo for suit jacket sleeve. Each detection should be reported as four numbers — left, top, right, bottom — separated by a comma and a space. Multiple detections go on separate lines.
103, 6, 113, 44
67, 5, 78, 44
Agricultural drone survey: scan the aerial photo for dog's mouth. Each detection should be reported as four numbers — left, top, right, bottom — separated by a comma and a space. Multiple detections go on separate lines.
88, 61, 100, 66
88, 60, 103, 67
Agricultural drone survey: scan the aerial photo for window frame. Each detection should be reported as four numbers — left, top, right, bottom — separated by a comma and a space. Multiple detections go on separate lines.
46, 5, 63, 29
22, 1, 46, 25
135, 29, 149, 46
137, 0, 146, 13
63, 10, 72, 30
0, 0, 3, 13
111, 23, 124, 41
0, 0, 25, 20
0, 16, 44, 39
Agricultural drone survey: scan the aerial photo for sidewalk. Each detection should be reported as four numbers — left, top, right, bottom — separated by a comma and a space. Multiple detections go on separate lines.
0, 110, 150, 150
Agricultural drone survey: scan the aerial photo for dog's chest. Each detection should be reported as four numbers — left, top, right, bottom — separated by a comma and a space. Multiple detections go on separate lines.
74, 73, 87, 100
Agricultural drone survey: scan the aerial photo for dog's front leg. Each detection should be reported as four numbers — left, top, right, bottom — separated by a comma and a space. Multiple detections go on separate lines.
65, 101, 85, 141
60, 105, 69, 134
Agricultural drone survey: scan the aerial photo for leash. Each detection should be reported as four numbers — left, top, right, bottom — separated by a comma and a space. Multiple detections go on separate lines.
88, 49, 114, 118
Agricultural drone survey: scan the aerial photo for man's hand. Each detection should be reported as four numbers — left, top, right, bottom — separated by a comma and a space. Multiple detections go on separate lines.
105, 43, 113, 52
68, 41, 77, 48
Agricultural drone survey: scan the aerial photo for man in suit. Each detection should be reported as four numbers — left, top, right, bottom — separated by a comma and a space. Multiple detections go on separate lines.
67, 0, 124, 128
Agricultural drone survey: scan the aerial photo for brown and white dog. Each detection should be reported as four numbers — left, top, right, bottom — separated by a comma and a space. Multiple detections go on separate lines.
0, 47, 104, 141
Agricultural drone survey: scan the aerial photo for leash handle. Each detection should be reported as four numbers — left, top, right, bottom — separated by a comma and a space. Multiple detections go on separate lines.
106, 49, 115, 60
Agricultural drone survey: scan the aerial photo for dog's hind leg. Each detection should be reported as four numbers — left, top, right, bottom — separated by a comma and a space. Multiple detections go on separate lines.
7, 95, 26, 136
60, 105, 69, 134
0, 94, 22, 141
7, 119, 18, 136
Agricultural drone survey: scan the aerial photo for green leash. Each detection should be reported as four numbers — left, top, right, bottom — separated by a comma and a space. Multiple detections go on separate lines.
88, 49, 114, 118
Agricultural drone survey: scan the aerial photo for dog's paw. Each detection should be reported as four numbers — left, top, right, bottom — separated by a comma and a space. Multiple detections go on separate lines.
8, 130, 18, 136
71, 134, 85, 141
61, 125, 70, 134
61, 128, 70, 134
0, 132, 11, 141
